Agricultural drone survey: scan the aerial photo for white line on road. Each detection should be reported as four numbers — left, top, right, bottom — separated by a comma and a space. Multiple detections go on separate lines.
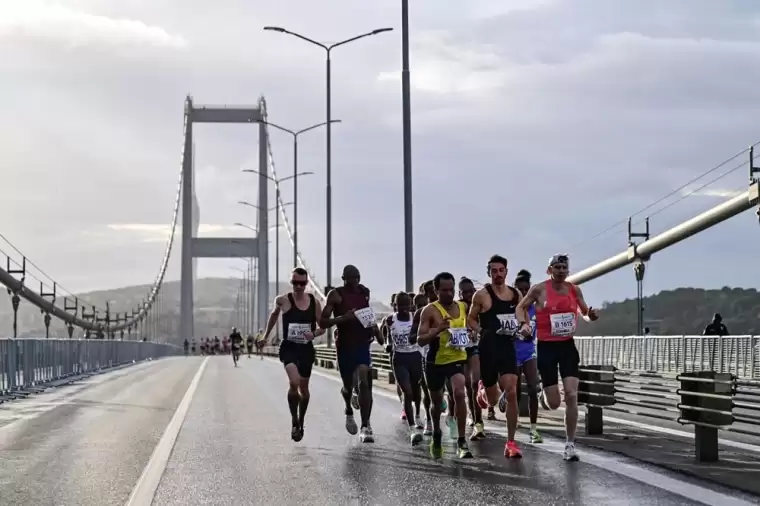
126, 357, 208, 506
306, 365, 756, 506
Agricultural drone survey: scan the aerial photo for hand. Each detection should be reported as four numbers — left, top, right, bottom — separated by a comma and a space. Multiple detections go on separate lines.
436, 316, 451, 333
304, 331, 315, 342
588, 307, 599, 321
342, 309, 356, 321
313, 328, 326, 337
519, 323, 532, 339
468, 328, 479, 343
385, 344, 393, 354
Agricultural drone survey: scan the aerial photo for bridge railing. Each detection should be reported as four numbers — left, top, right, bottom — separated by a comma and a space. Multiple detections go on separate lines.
0, 338, 181, 397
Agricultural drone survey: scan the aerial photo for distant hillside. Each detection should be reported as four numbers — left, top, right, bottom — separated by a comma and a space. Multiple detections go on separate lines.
577, 287, 760, 336
0, 277, 392, 341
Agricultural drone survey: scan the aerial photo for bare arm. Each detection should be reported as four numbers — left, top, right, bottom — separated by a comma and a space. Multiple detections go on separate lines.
409, 309, 422, 344
574, 285, 598, 321
264, 295, 286, 340
418, 305, 447, 347
318, 290, 352, 328
312, 298, 326, 336
516, 284, 541, 326
467, 289, 485, 333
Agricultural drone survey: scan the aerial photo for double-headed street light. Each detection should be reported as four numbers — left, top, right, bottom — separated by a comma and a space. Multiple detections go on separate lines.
263, 27, 393, 339
257, 119, 341, 268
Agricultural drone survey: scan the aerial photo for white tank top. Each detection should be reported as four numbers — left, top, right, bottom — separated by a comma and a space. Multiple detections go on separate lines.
389, 313, 417, 354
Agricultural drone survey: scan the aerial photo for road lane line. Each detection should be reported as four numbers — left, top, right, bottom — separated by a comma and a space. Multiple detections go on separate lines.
306, 364, 756, 506
126, 357, 208, 506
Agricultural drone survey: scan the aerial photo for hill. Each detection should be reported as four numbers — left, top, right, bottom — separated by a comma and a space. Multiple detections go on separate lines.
577, 287, 760, 336
0, 277, 392, 341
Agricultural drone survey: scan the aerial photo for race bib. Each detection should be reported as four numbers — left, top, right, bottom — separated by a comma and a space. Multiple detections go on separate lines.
392, 330, 411, 348
354, 307, 376, 328
287, 323, 312, 344
550, 312, 577, 337
496, 313, 519, 336
448, 327, 470, 349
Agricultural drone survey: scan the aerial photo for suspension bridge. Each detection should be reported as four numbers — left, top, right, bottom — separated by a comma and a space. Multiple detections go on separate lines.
0, 93, 760, 505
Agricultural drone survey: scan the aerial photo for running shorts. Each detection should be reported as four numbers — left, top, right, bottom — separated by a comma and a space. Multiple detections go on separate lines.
479, 335, 518, 388
537, 339, 580, 388
279, 340, 316, 378
392, 351, 424, 387
466, 344, 480, 359
515, 339, 537, 367
424, 360, 466, 391
337, 343, 371, 385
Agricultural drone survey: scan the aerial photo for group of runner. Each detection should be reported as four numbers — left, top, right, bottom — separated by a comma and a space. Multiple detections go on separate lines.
261, 254, 599, 462
185, 331, 266, 359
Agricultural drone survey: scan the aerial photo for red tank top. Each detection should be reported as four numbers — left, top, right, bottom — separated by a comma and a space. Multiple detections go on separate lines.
535, 280, 579, 342
334, 285, 373, 347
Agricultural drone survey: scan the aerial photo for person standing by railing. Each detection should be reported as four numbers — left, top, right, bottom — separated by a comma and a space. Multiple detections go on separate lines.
703, 313, 729, 336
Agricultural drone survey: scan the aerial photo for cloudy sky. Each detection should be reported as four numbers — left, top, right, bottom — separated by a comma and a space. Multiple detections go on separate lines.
2, 0, 760, 311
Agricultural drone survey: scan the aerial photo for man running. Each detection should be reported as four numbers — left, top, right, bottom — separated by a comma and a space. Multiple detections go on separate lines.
516, 254, 600, 461
469, 254, 522, 458
255, 329, 265, 359
246, 333, 254, 358
382, 293, 407, 421
514, 269, 542, 444
417, 272, 473, 459
263, 267, 325, 442
459, 277, 485, 440
229, 327, 243, 367
383, 292, 424, 445
410, 292, 433, 434
320, 265, 383, 443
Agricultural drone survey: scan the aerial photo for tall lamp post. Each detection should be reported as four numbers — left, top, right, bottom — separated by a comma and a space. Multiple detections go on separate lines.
263, 25, 393, 346
401, 0, 414, 292
256, 119, 341, 268
229, 266, 249, 333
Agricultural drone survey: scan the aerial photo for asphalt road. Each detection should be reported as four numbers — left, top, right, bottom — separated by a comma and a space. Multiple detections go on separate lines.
0, 356, 756, 506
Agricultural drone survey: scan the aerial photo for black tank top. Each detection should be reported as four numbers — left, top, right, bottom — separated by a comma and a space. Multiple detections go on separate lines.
282, 293, 316, 345
478, 284, 519, 340
335, 285, 373, 345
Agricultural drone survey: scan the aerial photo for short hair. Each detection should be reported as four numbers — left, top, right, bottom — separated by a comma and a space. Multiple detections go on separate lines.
515, 269, 531, 282
487, 254, 508, 269
395, 291, 411, 303
433, 272, 456, 290
390, 293, 397, 304
459, 276, 474, 287
407, 291, 415, 299
292, 267, 308, 277
419, 280, 433, 293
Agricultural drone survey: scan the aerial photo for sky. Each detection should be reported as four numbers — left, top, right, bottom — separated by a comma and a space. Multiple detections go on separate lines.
1, 0, 760, 310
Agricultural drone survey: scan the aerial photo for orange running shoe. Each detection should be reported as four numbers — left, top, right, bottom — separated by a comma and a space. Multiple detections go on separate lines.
504, 440, 523, 459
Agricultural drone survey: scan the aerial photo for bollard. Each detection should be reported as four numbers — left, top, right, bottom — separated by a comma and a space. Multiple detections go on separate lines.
578, 365, 616, 436
677, 371, 734, 462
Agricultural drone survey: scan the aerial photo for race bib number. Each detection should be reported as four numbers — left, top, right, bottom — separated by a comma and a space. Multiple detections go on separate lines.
392, 330, 411, 348
550, 312, 576, 337
448, 327, 470, 349
287, 323, 312, 344
496, 314, 519, 336
354, 307, 376, 328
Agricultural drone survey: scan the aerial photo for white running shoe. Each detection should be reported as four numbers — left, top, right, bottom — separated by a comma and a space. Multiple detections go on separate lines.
423, 419, 433, 436
345, 414, 358, 435
360, 425, 375, 443
564, 442, 579, 461
415, 415, 424, 429
410, 427, 423, 446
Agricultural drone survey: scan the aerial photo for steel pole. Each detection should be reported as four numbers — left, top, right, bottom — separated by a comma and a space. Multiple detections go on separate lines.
326, 51, 334, 348
401, 0, 414, 292
293, 134, 299, 269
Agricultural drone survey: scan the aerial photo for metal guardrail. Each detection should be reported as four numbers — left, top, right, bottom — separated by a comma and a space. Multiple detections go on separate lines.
0, 338, 181, 400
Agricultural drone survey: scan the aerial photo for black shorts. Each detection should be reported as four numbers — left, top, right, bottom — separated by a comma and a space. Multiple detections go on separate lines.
466, 345, 480, 359
424, 361, 466, 392
337, 344, 372, 386
537, 339, 580, 388
392, 351, 423, 388
279, 341, 315, 378
479, 335, 518, 388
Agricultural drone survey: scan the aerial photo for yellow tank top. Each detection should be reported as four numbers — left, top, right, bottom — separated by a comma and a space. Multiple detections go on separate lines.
428, 301, 468, 365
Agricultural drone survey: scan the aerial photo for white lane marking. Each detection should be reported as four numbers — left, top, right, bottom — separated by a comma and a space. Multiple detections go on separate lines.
307, 365, 755, 506
126, 357, 208, 506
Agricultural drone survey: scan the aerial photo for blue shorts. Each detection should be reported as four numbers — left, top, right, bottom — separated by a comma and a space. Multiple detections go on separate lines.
515, 340, 537, 367
337, 344, 372, 385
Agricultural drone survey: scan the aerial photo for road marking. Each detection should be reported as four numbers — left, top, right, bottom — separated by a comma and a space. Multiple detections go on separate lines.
306, 365, 756, 506
126, 357, 208, 506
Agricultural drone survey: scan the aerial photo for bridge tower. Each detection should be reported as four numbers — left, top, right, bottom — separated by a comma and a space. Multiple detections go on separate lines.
179, 96, 270, 339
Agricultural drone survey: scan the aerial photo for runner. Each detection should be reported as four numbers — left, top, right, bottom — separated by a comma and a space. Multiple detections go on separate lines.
246, 333, 254, 358
263, 267, 325, 442
383, 292, 424, 445
459, 277, 485, 440
229, 326, 243, 367
417, 272, 473, 459
410, 292, 432, 434
420, 280, 450, 417
383, 293, 407, 421
516, 254, 600, 461
183, 338, 189, 356
255, 329, 265, 359
469, 254, 522, 458
514, 269, 543, 444
320, 265, 384, 443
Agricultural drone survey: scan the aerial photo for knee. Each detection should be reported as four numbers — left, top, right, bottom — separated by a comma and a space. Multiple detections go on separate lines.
288, 381, 299, 392
504, 384, 518, 402
453, 386, 466, 404
564, 388, 578, 406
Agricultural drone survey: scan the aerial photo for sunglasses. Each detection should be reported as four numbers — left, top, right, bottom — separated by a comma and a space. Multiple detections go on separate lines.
291, 280, 307, 287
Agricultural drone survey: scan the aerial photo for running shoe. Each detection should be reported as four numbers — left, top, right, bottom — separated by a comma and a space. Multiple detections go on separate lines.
445, 415, 458, 439
410, 427, 423, 446
415, 415, 424, 429
360, 425, 375, 443
504, 440, 523, 459
351, 391, 360, 410
400, 409, 407, 421
529, 430, 543, 444
486, 407, 496, 420
440, 397, 448, 412
291, 425, 302, 442
564, 442, 579, 461
429, 431, 443, 459
498, 391, 507, 413
457, 440, 473, 459
469, 422, 486, 441
345, 413, 358, 435
476, 385, 489, 411
423, 418, 433, 436
539, 390, 549, 410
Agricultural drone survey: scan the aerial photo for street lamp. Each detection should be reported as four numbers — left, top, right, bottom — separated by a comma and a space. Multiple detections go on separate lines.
401, 0, 414, 292
264, 26, 393, 347
229, 266, 249, 333
257, 119, 341, 268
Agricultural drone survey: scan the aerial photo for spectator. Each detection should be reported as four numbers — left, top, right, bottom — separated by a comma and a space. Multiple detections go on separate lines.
644, 327, 651, 336
703, 313, 729, 336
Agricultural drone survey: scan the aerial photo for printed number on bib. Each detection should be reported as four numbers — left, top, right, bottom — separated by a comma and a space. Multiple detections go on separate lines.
354, 307, 376, 328
496, 314, 519, 336
550, 312, 576, 337
392, 330, 411, 348
448, 327, 470, 348
288, 323, 311, 344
